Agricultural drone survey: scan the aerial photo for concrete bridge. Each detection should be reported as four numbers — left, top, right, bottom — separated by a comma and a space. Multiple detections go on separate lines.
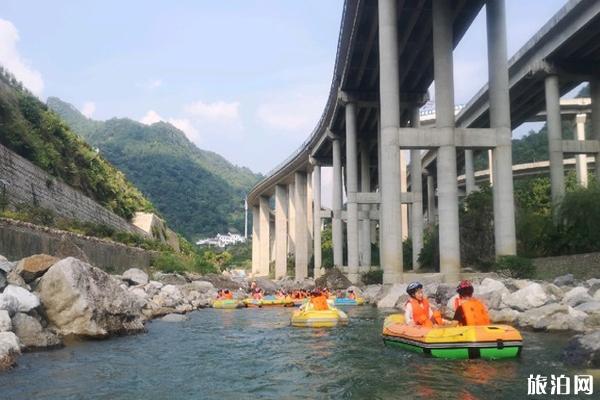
248, 0, 600, 284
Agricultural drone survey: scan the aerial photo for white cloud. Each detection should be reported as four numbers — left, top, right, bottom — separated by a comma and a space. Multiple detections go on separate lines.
0, 19, 44, 96
184, 100, 240, 121
148, 79, 162, 89
81, 101, 96, 118
168, 118, 200, 143
140, 110, 163, 125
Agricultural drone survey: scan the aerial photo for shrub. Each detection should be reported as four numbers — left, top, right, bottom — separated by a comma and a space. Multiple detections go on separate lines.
361, 269, 383, 285
418, 225, 439, 271
403, 238, 413, 271
153, 252, 189, 273
459, 184, 495, 267
554, 183, 600, 255
494, 255, 535, 279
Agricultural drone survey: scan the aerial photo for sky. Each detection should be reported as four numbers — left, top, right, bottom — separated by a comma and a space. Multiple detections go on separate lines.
1, 0, 569, 178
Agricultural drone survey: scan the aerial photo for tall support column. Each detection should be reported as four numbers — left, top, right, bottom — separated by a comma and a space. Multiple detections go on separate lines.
288, 183, 296, 255
251, 205, 260, 275
464, 150, 476, 194
259, 196, 271, 276
575, 114, 588, 187
345, 102, 360, 283
488, 150, 494, 185
487, 0, 517, 256
400, 151, 409, 241
590, 79, 600, 181
306, 171, 314, 263
426, 174, 435, 225
410, 107, 424, 269
312, 165, 323, 278
274, 185, 288, 279
332, 136, 344, 268
433, 0, 460, 282
294, 172, 308, 279
378, 0, 403, 284
359, 141, 372, 270
545, 74, 565, 215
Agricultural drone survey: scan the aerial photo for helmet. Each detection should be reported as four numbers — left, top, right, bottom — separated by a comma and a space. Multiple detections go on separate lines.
406, 282, 423, 296
456, 280, 474, 296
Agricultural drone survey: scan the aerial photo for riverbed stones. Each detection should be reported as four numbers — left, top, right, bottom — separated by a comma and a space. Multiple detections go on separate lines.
254, 276, 278, 293
36, 257, 145, 338
518, 303, 585, 331
0, 259, 15, 274
196, 273, 243, 290
377, 284, 407, 308
563, 331, 600, 367
0, 271, 6, 292
489, 308, 520, 323
362, 285, 383, 304
122, 268, 149, 286
434, 284, 455, 307
501, 283, 548, 311
2, 285, 40, 313
562, 286, 592, 307
161, 313, 188, 322
575, 301, 600, 314
316, 268, 352, 289
0, 332, 20, 371
6, 269, 29, 290
186, 280, 215, 293
153, 272, 188, 286
14, 254, 59, 283
553, 273, 575, 287
0, 310, 11, 332
0, 293, 18, 316
11, 313, 62, 350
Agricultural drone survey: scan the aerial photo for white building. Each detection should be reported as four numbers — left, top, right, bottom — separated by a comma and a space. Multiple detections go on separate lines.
196, 232, 246, 248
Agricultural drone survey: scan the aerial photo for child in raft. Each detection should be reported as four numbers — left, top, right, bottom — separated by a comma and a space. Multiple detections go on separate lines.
251, 287, 264, 300
405, 282, 455, 327
451, 280, 491, 326
347, 290, 356, 300
308, 289, 330, 311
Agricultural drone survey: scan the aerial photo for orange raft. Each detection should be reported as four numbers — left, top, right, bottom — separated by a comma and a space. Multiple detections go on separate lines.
382, 314, 523, 360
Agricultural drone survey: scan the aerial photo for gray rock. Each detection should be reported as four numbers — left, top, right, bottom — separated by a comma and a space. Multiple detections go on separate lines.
2, 285, 40, 313
542, 283, 564, 302
575, 301, 600, 314
562, 287, 592, 307
377, 284, 407, 308
362, 284, 383, 304
195, 273, 243, 290
11, 313, 62, 349
501, 283, 549, 311
122, 268, 149, 286
144, 281, 163, 298
253, 276, 278, 294
298, 278, 316, 291
0, 271, 6, 292
36, 257, 145, 338
0, 260, 15, 274
0, 332, 20, 371
186, 280, 215, 293
594, 289, 600, 301
0, 293, 18, 316
553, 273, 575, 287
161, 313, 189, 322
6, 269, 30, 289
315, 268, 352, 289
153, 272, 188, 286
518, 303, 585, 331
0, 310, 11, 332
434, 284, 456, 307
563, 331, 600, 367
152, 285, 185, 309
489, 308, 520, 323
14, 254, 59, 283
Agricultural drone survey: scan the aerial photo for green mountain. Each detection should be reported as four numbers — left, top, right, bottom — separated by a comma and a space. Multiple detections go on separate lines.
0, 66, 153, 220
48, 97, 262, 240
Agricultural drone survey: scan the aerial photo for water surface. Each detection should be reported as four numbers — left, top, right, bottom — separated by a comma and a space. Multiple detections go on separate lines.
0, 307, 586, 399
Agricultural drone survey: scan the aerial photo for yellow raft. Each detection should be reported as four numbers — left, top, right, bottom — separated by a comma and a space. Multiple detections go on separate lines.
382, 314, 523, 360
242, 297, 294, 308
291, 304, 349, 328
212, 299, 243, 309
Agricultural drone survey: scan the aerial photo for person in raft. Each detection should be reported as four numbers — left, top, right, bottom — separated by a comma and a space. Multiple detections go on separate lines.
404, 282, 451, 327
308, 289, 330, 311
222, 289, 233, 300
251, 287, 264, 300
347, 290, 356, 300
451, 280, 491, 326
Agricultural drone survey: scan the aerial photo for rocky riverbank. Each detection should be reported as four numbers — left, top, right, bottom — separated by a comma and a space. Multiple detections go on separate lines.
1, 255, 598, 370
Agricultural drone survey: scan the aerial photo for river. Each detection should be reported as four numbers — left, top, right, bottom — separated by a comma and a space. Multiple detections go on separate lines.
0, 307, 588, 399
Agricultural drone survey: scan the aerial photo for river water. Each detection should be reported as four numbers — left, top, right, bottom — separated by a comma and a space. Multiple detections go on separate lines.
0, 307, 590, 399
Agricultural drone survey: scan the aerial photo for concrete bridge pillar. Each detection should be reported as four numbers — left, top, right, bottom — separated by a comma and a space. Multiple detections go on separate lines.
306, 170, 314, 262
433, 0, 460, 282
545, 74, 565, 217
575, 113, 588, 187
312, 164, 323, 278
378, 0, 403, 284
294, 171, 308, 279
426, 174, 436, 225
410, 107, 424, 270
591, 79, 600, 182
274, 184, 288, 279
251, 205, 260, 275
259, 196, 271, 276
332, 135, 344, 268
288, 183, 296, 255
400, 151, 409, 241
464, 150, 476, 194
487, 0, 517, 256
359, 141, 372, 272
345, 101, 360, 284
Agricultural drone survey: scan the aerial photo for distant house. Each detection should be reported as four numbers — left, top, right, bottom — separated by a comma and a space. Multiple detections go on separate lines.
196, 232, 246, 248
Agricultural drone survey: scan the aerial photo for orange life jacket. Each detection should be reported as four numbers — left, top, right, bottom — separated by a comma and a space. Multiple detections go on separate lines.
311, 295, 329, 311
407, 297, 433, 327
455, 298, 490, 326
348, 293, 356, 300
224, 292, 233, 300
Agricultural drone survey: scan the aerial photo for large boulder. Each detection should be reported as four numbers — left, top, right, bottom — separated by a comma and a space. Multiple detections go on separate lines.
254, 277, 278, 294
0, 310, 11, 332
377, 284, 407, 308
6, 269, 29, 289
122, 268, 149, 286
161, 313, 189, 322
35, 257, 145, 338
575, 301, 600, 314
0, 293, 18, 316
518, 303, 586, 331
563, 331, 600, 367
11, 313, 62, 349
553, 273, 575, 287
562, 287, 592, 307
186, 280, 215, 294
0, 332, 20, 371
152, 285, 185, 309
489, 308, 520, 323
0, 271, 6, 292
152, 272, 188, 286
14, 254, 59, 283
435, 284, 456, 307
501, 283, 549, 311
362, 284, 383, 304
144, 281, 164, 298
315, 268, 352, 290
0, 259, 15, 274
2, 285, 40, 313
196, 273, 244, 290
542, 283, 564, 303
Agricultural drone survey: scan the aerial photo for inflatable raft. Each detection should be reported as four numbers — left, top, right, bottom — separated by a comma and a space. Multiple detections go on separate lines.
382, 314, 522, 360
333, 297, 365, 306
291, 305, 349, 328
242, 297, 294, 308
212, 299, 243, 309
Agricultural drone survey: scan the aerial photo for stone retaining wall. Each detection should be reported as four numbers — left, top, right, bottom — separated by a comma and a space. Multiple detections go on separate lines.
0, 142, 145, 235
534, 252, 600, 280
0, 218, 156, 274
